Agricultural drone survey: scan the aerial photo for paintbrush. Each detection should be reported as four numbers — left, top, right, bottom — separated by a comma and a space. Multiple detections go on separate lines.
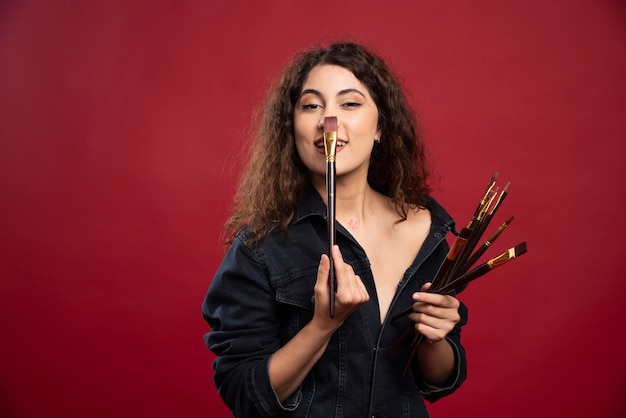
447, 188, 498, 278
467, 172, 499, 227
431, 227, 473, 291
324, 116, 338, 318
489, 181, 510, 215
437, 242, 527, 295
397, 242, 527, 377
458, 214, 516, 274
393, 175, 513, 322
388, 173, 526, 378
456, 182, 510, 274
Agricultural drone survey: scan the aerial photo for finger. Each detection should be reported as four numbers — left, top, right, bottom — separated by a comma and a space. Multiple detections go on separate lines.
350, 274, 370, 303
314, 254, 330, 296
413, 291, 459, 309
330, 245, 348, 273
411, 309, 458, 334
410, 311, 449, 329
330, 246, 369, 303
413, 322, 449, 342
411, 306, 461, 333
331, 245, 351, 288
318, 253, 330, 282
412, 303, 461, 324
356, 275, 369, 299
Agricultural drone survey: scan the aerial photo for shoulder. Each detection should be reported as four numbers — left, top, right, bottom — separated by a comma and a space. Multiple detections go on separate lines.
423, 196, 455, 229
406, 202, 432, 224
396, 195, 455, 240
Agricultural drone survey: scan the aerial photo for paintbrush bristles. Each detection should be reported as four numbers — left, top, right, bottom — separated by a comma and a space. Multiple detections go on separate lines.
513, 241, 527, 256
323, 116, 337, 132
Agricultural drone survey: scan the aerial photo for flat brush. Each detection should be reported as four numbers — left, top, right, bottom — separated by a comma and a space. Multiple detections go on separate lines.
438, 241, 527, 295
324, 116, 338, 318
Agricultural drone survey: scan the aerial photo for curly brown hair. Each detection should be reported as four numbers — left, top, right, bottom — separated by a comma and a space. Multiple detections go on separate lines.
223, 42, 432, 247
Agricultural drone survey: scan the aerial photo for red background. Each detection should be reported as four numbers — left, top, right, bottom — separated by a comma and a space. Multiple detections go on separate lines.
1, 1, 625, 417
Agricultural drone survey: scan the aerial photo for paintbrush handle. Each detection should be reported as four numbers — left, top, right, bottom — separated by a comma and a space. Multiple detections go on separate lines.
454, 215, 492, 275
460, 215, 514, 273
401, 333, 425, 378
430, 227, 472, 292
438, 264, 491, 295
388, 323, 414, 354
459, 242, 490, 274
326, 160, 336, 318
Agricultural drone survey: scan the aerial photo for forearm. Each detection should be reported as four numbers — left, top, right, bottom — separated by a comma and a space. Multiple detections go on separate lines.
268, 319, 335, 402
416, 337, 456, 385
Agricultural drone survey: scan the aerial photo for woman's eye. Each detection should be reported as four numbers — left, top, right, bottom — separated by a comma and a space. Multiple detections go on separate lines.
342, 102, 363, 108
300, 103, 322, 110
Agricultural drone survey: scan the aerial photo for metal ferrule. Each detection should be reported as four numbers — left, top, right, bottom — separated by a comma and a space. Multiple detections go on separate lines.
324, 131, 337, 162
487, 247, 516, 268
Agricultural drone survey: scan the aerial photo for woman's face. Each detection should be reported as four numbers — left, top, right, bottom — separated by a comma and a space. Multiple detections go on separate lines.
293, 64, 381, 180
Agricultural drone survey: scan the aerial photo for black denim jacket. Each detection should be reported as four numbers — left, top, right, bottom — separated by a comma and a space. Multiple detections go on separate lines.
203, 187, 468, 417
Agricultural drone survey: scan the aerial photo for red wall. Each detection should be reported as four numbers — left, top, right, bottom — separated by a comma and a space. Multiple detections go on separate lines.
1, 1, 625, 417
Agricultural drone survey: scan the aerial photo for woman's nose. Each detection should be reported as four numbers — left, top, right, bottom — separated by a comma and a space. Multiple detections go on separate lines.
318, 115, 338, 130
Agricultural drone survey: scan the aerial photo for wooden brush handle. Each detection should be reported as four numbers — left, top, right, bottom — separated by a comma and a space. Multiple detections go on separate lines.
326, 160, 336, 318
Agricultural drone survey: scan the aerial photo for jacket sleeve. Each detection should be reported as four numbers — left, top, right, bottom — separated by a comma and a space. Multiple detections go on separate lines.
416, 298, 468, 402
201, 236, 301, 417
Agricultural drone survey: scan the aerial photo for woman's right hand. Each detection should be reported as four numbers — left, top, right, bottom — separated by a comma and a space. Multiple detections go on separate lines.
312, 245, 370, 332
268, 245, 369, 402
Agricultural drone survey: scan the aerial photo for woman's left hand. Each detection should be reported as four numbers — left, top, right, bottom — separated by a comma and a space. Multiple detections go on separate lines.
408, 282, 460, 343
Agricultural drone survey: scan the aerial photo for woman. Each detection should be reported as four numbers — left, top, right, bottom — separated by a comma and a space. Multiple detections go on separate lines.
202, 42, 468, 417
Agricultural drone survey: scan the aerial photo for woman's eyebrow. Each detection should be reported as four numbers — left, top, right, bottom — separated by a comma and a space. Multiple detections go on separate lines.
299, 89, 321, 100
299, 88, 366, 100
337, 88, 366, 98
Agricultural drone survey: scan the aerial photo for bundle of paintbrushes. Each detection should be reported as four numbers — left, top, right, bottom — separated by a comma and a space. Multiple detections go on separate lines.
390, 172, 527, 377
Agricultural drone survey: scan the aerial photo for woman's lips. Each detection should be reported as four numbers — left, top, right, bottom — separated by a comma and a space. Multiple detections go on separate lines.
314, 138, 347, 154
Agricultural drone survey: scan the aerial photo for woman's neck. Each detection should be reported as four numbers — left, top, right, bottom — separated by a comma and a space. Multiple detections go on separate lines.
311, 174, 389, 228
